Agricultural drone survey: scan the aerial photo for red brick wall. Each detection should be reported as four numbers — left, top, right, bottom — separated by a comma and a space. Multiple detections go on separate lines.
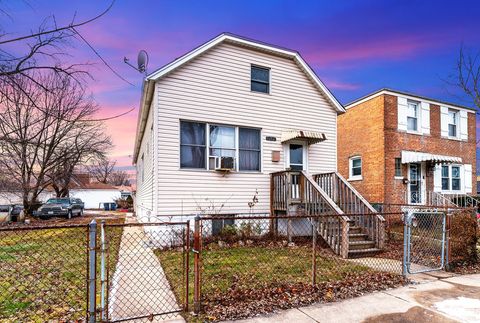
338, 93, 477, 205
337, 95, 385, 203
383, 94, 476, 204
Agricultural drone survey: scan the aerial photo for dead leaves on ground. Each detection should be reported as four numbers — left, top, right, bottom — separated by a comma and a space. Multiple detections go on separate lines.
203, 272, 408, 321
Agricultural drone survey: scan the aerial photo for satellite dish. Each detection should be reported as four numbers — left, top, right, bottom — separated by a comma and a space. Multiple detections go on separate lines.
124, 50, 149, 74
137, 50, 149, 73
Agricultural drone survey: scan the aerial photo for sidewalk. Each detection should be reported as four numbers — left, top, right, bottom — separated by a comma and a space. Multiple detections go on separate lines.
229, 272, 480, 323
108, 216, 185, 322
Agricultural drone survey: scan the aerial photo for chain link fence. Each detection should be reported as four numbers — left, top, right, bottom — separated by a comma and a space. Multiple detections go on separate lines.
1, 207, 478, 322
0, 224, 88, 322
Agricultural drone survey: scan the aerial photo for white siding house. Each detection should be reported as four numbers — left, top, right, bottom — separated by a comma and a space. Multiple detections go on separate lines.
133, 33, 345, 219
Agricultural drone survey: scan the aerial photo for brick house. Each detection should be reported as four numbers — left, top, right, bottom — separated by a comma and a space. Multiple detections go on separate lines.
338, 88, 476, 206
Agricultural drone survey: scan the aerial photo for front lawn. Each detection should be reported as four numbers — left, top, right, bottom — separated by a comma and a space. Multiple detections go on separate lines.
155, 242, 405, 321
0, 215, 124, 322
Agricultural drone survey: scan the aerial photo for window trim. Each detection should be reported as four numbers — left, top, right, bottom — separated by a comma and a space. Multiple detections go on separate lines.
448, 108, 459, 139
406, 100, 420, 133
179, 120, 262, 173
250, 65, 270, 94
348, 156, 362, 181
440, 164, 462, 193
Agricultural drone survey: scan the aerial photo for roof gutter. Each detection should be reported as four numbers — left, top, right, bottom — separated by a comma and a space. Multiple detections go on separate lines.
132, 79, 155, 164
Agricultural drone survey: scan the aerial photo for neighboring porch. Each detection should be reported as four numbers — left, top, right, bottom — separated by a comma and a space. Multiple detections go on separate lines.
400, 150, 476, 207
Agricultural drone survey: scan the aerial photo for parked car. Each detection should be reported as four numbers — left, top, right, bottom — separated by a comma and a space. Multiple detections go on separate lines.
0, 205, 10, 223
37, 198, 84, 219
0, 204, 25, 223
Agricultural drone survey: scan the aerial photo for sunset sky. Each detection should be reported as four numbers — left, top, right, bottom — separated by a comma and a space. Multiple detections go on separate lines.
5, 0, 480, 171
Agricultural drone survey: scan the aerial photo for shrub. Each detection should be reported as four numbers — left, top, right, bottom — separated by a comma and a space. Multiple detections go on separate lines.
449, 210, 478, 265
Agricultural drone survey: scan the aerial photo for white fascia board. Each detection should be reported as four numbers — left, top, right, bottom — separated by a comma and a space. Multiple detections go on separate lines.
346, 90, 475, 114
146, 33, 345, 113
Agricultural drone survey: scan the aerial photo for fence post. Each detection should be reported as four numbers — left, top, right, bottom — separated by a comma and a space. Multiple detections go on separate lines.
402, 212, 409, 277
185, 220, 190, 312
312, 219, 317, 286
87, 220, 97, 323
193, 215, 201, 314
100, 220, 107, 321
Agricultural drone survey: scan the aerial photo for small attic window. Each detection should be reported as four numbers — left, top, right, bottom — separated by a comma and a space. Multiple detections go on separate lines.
251, 65, 270, 94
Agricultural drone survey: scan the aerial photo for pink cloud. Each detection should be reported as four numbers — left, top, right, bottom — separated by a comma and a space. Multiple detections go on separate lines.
322, 78, 360, 90
303, 33, 455, 68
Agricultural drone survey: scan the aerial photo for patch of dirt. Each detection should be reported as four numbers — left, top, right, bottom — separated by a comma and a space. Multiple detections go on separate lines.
202, 272, 408, 321
362, 306, 457, 323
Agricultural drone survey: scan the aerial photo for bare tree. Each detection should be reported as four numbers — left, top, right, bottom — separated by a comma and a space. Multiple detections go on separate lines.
48, 123, 112, 197
109, 170, 131, 186
86, 158, 116, 184
451, 46, 480, 111
0, 71, 110, 213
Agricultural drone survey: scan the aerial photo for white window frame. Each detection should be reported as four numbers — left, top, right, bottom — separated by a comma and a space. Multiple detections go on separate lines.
348, 156, 362, 181
250, 65, 271, 94
440, 164, 462, 193
406, 100, 420, 133
179, 120, 262, 173
448, 108, 459, 138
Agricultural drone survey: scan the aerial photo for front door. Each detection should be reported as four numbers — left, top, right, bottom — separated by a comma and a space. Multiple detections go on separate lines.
289, 143, 305, 170
288, 143, 306, 199
409, 163, 422, 204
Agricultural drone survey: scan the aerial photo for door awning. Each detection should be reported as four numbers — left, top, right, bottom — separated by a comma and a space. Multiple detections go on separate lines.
281, 130, 327, 145
401, 150, 462, 164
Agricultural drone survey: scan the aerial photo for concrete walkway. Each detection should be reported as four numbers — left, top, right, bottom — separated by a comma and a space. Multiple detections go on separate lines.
229, 273, 480, 323
108, 216, 185, 322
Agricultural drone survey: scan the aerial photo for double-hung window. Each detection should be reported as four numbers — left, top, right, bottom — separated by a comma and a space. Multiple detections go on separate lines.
251, 66, 270, 94
441, 165, 449, 190
395, 158, 402, 177
180, 121, 261, 171
441, 165, 461, 191
451, 166, 461, 190
209, 125, 236, 166
239, 128, 261, 171
407, 101, 419, 132
448, 109, 458, 137
180, 121, 206, 169
349, 156, 362, 180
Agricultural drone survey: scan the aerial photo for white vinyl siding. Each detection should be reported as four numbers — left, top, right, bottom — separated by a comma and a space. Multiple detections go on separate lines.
135, 104, 155, 219
153, 42, 338, 216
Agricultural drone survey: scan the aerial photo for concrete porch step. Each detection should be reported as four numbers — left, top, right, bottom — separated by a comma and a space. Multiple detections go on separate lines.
349, 240, 376, 250
348, 247, 382, 258
349, 226, 362, 234
348, 233, 368, 241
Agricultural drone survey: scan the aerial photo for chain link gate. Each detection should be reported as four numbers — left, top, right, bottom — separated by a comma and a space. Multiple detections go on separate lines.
403, 210, 447, 275
87, 220, 191, 322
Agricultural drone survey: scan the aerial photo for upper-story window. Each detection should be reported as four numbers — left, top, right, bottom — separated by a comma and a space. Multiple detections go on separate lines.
251, 65, 270, 94
180, 121, 261, 171
407, 101, 419, 132
448, 109, 458, 137
349, 156, 362, 180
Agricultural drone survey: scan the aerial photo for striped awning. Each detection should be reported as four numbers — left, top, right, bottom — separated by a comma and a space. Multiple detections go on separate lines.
281, 130, 327, 145
401, 150, 462, 164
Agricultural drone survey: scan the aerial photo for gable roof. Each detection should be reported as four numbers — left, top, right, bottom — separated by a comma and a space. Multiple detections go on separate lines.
345, 88, 476, 112
133, 33, 345, 163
